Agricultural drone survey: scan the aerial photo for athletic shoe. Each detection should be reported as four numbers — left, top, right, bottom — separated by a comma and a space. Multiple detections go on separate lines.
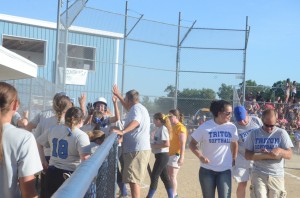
63, 173, 71, 180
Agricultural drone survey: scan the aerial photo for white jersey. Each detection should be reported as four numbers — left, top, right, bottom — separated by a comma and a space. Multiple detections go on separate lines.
0, 123, 42, 198
34, 116, 62, 156
235, 116, 263, 168
191, 119, 239, 172
152, 125, 170, 154
37, 125, 90, 171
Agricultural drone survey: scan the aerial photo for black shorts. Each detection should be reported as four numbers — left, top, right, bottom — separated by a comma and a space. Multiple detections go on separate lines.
45, 166, 73, 198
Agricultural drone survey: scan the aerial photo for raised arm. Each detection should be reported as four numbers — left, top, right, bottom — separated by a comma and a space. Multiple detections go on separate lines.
78, 93, 87, 116
112, 85, 129, 111
109, 95, 120, 123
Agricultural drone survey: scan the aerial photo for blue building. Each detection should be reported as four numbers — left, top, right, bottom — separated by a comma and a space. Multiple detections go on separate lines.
0, 14, 122, 117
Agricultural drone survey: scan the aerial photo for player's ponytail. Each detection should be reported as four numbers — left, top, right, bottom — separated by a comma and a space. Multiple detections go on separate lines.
65, 107, 84, 136
0, 82, 18, 162
53, 95, 72, 124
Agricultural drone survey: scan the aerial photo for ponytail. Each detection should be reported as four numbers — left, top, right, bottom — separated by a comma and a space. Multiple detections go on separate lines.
53, 95, 72, 124
65, 107, 84, 136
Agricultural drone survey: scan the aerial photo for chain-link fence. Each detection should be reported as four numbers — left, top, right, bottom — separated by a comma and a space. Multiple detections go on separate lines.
5, 77, 64, 120
3, 2, 250, 197
67, 4, 249, 119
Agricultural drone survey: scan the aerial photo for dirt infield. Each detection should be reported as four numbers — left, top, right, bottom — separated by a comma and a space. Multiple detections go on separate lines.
139, 150, 300, 198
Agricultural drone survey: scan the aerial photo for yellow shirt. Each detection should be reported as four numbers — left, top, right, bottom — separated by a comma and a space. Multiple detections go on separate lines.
169, 122, 187, 156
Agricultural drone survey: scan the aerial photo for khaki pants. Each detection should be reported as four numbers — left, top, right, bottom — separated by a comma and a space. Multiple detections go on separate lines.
250, 172, 287, 198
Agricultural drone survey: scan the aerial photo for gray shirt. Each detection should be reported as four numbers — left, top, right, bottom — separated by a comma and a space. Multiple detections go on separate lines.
0, 123, 42, 198
34, 116, 62, 156
235, 116, 263, 168
152, 126, 170, 154
37, 125, 90, 171
244, 127, 294, 176
30, 109, 55, 126
123, 103, 151, 153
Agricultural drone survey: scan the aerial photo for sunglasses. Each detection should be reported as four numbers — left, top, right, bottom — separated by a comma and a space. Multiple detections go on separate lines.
264, 123, 275, 128
222, 111, 232, 116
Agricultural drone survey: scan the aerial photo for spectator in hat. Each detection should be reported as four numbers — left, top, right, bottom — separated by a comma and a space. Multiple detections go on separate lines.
232, 106, 262, 198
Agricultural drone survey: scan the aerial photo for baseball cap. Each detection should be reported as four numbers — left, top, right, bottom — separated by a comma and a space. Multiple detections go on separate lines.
93, 97, 107, 107
234, 106, 247, 122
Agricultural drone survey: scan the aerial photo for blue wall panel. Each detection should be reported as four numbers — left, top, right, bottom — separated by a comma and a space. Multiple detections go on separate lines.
0, 18, 119, 107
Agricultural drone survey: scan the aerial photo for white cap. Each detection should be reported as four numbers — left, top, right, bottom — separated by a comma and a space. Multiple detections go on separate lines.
93, 97, 107, 106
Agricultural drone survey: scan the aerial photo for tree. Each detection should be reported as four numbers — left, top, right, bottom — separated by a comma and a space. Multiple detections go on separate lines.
239, 80, 272, 102
164, 85, 176, 97
271, 80, 285, 101
177, 88, 216, 116
141, 96, 155, 114
217, 83, 233, 101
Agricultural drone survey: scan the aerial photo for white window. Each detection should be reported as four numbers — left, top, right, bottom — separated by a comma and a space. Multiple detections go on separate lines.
2, 35, 46, 66
59, 44, 96, 70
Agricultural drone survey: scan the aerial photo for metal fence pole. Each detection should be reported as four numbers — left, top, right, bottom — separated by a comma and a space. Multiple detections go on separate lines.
174, 12, 181, 109
121, 1, 128, 117
242, 16, 249, 105
55, 0, 62, 85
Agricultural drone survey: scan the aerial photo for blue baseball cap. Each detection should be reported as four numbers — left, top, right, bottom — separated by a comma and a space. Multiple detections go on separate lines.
234, 106, 247, 122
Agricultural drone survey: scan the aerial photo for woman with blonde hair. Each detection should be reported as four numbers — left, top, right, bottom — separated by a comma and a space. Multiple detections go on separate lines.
167, 109, 187, 198
147, 113, 173, 198
0, 82, 42, 197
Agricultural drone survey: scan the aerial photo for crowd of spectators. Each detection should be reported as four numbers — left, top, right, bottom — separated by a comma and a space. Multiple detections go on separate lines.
244, 94, 300, 134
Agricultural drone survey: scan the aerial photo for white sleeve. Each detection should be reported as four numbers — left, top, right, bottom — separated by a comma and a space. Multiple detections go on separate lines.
33, 121, 43, 139
132, 106, 142, 124
161, 126, 169, 141
18, 133, 43, 177
231, 125, 239, 142
36, 129, 50, 148
77, 133, 91, 154
191, 126, 203, 142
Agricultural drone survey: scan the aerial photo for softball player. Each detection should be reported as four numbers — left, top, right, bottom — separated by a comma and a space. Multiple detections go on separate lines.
37, 107, 91, 197
34, 94, 72, 198
0, 82, 42, 198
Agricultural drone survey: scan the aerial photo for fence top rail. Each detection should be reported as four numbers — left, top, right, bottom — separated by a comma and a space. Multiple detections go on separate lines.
52, 133, 118, 198
84, 6, 248, 31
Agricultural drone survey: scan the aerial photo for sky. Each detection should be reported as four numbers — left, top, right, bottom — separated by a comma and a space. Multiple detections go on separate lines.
1, 0, 300, 97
